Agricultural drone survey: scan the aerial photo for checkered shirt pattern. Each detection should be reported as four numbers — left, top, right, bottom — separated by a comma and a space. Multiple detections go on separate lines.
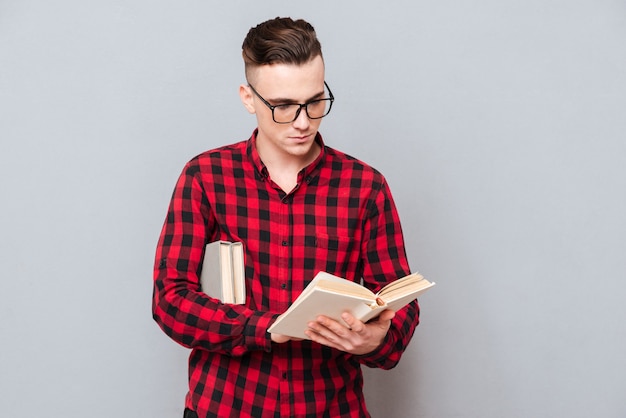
153, 130, 420, 417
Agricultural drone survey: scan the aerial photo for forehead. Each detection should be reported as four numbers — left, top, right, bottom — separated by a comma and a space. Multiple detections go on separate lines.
251, 55, 325, 100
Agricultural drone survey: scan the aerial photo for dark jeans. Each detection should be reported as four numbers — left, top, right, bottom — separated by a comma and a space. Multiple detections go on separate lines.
183, 408, 198, 418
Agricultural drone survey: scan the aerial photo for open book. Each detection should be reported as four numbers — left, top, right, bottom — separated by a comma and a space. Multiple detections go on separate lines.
268, 271, 434, 339
200, 241, 246, 304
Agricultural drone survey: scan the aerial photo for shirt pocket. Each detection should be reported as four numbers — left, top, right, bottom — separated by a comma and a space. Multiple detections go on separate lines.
306, 233, 355, 279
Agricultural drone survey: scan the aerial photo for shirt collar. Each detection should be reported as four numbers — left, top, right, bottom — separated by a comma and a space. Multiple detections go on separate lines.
247, 129, 326, 183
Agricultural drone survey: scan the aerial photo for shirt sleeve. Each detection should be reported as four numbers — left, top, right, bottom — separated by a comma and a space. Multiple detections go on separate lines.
355, 176, 420, 369
152, 161, 277, 357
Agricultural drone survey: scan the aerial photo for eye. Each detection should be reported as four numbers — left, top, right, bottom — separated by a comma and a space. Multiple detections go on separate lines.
274, 104, 297, 110
307, 99, 325, 109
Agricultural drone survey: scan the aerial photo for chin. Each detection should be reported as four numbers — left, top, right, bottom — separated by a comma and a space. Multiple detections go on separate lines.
286, 140, 318, 157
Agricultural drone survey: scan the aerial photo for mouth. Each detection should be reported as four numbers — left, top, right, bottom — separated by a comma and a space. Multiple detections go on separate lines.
290, 133, 313, 142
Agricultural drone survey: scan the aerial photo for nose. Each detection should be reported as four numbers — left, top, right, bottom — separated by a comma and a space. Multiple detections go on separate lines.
292, 105, 311, 130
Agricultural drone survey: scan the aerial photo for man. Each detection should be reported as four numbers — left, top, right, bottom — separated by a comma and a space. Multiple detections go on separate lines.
153, 17, 420, 418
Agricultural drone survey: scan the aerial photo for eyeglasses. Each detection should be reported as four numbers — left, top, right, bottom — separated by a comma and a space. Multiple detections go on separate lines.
248, 81, 335, 124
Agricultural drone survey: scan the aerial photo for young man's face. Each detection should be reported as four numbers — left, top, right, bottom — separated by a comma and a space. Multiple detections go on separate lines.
240, 55, 326, 163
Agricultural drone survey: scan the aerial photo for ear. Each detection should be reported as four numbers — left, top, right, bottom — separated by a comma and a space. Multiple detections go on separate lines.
239, 84, 256, 114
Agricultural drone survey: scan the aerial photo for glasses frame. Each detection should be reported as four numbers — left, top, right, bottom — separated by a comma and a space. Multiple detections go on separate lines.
248, 81, 335, 124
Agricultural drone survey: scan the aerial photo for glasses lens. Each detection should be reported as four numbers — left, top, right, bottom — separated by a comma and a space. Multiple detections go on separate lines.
273, 104, 301, 123
306, 99, 332, 119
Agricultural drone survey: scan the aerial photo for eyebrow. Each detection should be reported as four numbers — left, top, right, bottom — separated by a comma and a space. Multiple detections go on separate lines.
267, 89, 326, 105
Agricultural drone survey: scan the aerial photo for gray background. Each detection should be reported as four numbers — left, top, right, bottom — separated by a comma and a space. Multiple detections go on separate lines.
1, 1, 625, 417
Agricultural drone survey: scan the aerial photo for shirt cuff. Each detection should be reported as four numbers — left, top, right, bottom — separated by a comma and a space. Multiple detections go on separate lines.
355, 332, 397, 365
243, 311, 280, 353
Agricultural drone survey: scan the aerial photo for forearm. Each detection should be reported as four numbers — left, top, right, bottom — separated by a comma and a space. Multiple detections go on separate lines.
355, 299, 420, 369
152, 269, 277, 356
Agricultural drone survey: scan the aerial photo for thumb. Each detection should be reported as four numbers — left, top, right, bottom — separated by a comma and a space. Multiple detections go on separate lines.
378, 309, 395, 322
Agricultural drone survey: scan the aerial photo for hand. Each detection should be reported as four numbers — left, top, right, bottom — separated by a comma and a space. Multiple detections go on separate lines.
305, 310, 395, 355
270, 333, 303, 344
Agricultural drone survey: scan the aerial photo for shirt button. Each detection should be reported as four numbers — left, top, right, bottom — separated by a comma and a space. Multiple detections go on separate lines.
281, 283, 287, 289
282, 241, 288, 246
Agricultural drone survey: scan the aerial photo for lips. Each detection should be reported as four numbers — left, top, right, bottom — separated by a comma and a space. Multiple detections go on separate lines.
290, 133, 313, 142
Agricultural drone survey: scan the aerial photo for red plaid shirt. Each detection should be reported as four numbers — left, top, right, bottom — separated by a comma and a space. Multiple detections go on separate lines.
153, 130, 420, 417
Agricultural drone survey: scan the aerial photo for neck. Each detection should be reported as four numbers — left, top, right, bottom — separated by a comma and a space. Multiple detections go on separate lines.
256, 135, 321, 192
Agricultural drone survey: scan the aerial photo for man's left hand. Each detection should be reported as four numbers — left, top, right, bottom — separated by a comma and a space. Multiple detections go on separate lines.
305, 309, 395, 355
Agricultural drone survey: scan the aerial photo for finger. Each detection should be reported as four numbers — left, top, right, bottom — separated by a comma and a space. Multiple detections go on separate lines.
308, 317, 353, 344
341, 312, 365, 334
305, 328, 342, 350
307, 319, 340, 340
378, 309, 396, 322
315, 315, 352, 336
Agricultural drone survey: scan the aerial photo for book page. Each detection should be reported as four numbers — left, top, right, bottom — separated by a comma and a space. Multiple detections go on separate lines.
315, 279, 376, 299
377, 273, 426, 300
230, 242, 245, 304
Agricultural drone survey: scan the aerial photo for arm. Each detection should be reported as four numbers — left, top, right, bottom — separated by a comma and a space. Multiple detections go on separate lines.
306, 177, 420, 368
152, 161, 277, 356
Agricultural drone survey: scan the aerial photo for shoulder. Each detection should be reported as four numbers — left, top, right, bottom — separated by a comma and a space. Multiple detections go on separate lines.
183, 140, 248, 175
323, 145, 386, 184
193, 139, 248, 164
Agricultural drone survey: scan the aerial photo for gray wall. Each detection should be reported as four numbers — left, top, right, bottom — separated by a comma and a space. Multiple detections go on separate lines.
1, 1, 625, 417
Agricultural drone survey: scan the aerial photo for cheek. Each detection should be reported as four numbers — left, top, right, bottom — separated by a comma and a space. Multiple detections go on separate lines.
309, 118, 323, 132
256, 117, 288, 140
255, 111, 277, 130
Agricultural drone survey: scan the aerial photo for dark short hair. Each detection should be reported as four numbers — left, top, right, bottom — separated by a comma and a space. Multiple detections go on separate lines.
242, 17, 323, 80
